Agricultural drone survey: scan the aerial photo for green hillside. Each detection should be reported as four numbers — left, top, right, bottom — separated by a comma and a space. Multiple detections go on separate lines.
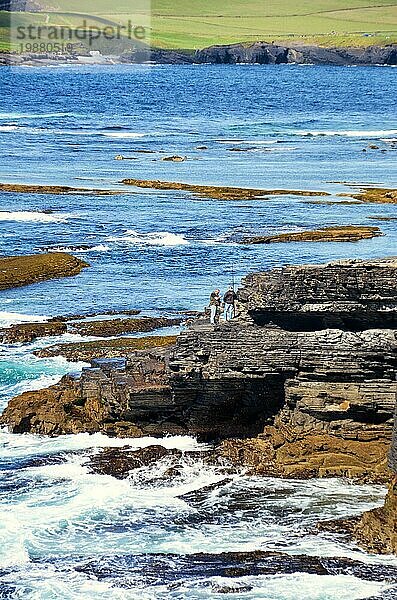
1, 0, 397, 52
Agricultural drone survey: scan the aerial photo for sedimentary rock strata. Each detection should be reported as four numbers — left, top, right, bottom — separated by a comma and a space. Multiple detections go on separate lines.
2, 257, 396, 489
0, 253, 89, 290
242, 225, 382, 244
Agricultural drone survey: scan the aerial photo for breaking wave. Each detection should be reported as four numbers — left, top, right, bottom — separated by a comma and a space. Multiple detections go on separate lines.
109, 230, 189, 247
0, 311, 48, 328
0, 211, 71, 223
42, 244, 110, 253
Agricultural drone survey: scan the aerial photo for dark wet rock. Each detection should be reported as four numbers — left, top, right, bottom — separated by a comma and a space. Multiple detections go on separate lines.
212, 584, 253, 594
0, 253, 89, 290
178, 478, 234, 504
162, 155, 186, 162
120, 47, 195, 65
69, 551, 397, 585
88, 445, 182, 478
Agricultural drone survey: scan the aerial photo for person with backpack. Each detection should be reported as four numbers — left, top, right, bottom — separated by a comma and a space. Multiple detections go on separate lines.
223, 287, 237, 321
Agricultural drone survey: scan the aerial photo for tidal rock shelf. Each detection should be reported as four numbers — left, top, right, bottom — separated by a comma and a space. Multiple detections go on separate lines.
0, 253, 89, 290
242, 225, 382, 244
0, 317, 181, 345
121, 178, 329, 201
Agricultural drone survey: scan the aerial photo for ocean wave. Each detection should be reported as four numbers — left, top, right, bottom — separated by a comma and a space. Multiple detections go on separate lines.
0, 431, 206, 459
0, 211, 71, 223
0, 311, 48, 328
0, 125, 20, 132
109, 230, 189, 247
0, 112, 73, 120
101, 132, 146, 139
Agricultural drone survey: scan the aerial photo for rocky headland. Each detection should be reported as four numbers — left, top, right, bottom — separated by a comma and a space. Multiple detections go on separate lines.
194, 42, 397, 66
1, 256, 396, 551
0, 252, 88, 290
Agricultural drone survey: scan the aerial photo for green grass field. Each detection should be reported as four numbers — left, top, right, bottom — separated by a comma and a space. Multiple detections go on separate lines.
1, 0, 397, 53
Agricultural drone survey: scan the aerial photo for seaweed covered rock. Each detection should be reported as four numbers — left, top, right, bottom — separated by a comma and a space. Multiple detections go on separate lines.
0, 253, 88, 290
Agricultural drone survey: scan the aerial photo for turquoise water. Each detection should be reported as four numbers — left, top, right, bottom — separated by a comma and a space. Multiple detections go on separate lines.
0, 64, 396, 598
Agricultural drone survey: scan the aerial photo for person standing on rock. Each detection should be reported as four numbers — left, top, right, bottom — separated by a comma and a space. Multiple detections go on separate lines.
209, 289, 221, 325
223, 287, 237, 321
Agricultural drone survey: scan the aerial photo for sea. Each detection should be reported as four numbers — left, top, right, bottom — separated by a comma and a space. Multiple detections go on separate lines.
0, 64, 396, 599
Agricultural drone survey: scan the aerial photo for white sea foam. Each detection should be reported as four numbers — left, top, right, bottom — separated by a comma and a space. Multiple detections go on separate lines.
0, 432, 207, 459
44, 244, 110, 253
0, 125, 19, 132
109, 230, 189, 246
0, 211, 71, 223
101, 132, 146, 139
0, 112, 73, 120
0, 311, 48, 328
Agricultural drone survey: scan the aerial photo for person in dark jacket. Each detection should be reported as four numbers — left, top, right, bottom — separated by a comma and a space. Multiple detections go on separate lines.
223, 287, 237, 321
209, 289, 221, 325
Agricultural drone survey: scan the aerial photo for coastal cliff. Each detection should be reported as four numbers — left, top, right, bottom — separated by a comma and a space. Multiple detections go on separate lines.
194, 42, 397, 66
2, 42, 397, 67
2, 257, 396, 487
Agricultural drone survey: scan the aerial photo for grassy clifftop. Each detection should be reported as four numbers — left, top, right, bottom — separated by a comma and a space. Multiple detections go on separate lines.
1, 0, 397, 52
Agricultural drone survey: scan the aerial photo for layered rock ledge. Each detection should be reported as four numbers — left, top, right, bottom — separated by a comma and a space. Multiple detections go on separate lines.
2, 257, 396, 488
0, 253, 89, 290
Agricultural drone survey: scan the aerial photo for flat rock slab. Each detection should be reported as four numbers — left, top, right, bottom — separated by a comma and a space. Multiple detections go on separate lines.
121, 178, 329, 201
0, 253, 89, 290
243, 225, 382, 244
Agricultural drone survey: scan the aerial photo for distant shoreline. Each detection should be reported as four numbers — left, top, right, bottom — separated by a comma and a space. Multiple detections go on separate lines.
1, 42, 397, 67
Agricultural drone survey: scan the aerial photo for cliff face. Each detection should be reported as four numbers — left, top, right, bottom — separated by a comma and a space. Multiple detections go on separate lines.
195, 42, 397, 66
1, 258, 396, 484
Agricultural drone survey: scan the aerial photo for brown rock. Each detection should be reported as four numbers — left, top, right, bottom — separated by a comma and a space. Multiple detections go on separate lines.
352, 477, 397, 554
242, 225, 382, 244
0, 253, 89, 290
121, 178, 329, 201
0, 321, 67, 344
68, 316, 182, 337
34, 335, 178, 362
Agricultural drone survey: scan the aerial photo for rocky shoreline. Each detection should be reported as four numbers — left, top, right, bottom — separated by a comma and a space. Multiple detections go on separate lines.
1, 42, 397, 67
1, 256, 396, 553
